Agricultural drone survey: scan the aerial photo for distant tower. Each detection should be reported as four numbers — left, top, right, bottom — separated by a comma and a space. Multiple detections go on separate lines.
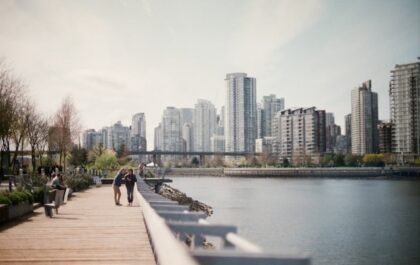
351, 80, 379, 155
390, 60, 420, 155
261, 94, 284, 137
224, 73, 257, 152
131, 113, 147, 151
193, 99, 217, 152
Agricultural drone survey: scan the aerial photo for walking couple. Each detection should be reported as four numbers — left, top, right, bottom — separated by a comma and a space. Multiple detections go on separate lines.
112, 168, 137, 206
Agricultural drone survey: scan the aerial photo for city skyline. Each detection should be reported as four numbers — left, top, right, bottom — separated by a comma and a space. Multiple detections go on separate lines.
1, 0, 419, 150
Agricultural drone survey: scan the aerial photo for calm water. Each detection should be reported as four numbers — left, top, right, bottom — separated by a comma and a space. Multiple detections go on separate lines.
169, 177, 420, 265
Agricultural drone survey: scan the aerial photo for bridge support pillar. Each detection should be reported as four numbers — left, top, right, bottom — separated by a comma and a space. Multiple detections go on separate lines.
200, 155, 205, 166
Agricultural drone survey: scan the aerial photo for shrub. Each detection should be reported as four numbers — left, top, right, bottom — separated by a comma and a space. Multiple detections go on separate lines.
0, 194, 12, 205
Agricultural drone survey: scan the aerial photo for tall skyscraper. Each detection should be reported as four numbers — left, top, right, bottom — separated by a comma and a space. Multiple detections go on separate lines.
345, 113, 352, 153
179, 108, 194, 152
390, 60, 420, 155
131, 113, 147, 151
193, 99, 217, 152
351, 80, 379, 155
161, 107, 184, 152
262, 94, 284, 137
224, 73, 257, 152
257, 104, 264, 139
107, 121, 130, 151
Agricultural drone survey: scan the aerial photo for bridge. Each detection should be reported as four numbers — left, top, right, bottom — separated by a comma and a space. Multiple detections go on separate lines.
129, 150, 263, 165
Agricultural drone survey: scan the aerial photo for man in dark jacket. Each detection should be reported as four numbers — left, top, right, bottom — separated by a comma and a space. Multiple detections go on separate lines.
124, 169, 137, 206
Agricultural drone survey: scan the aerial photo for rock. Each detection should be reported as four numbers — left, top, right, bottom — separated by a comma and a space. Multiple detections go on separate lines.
158, 184, 213, 216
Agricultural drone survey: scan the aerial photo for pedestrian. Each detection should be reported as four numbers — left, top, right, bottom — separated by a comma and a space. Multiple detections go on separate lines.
112, 168, 125, 206
124, 169, 137, 206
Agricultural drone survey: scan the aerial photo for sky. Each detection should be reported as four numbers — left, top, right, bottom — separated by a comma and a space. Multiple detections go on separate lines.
0, 0, 419, 150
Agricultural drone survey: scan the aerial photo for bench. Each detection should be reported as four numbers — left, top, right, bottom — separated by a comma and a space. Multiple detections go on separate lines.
44, 189, 68, 217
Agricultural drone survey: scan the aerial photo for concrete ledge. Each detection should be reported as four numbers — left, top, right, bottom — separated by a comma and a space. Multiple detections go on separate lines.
0, 202, 33, 225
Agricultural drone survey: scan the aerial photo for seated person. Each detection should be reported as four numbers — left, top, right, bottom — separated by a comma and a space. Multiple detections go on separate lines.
51, 174, 66, 190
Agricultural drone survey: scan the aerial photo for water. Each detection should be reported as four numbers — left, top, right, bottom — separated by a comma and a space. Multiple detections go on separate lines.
169, 177, 420, 265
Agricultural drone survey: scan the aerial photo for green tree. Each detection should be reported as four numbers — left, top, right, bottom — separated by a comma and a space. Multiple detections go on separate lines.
282, 158, 290, 168
362, 154, 385, 167
94, 151, 118, 171
344, 154, 362, 167
321, 154, 335, 167
68, 146, 88, 166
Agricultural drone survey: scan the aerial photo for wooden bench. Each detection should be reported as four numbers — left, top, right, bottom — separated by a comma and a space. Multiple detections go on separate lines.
44, 189, 68, 217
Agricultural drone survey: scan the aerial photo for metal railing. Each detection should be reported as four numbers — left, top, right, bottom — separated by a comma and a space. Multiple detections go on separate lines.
135, 177, 311, 265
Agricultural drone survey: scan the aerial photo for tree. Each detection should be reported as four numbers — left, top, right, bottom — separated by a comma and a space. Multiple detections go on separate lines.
362, 154, 385, 167
88, 143, 106, 163
27, 107, 49, 173
52, 97, 81, 171
282, 158, 290, 167
0, 61, 26, 174
345, 154, 362, 167
94, 150, 118, 170
191, 157, 199, 167
68, 145, 88, 167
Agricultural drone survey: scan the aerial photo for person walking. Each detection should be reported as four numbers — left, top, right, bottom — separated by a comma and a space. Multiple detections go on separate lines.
124, 169, 137, 206
113, 168, 125, 206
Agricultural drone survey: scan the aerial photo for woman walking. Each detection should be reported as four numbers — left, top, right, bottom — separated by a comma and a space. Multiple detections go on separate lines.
124, 169, 137, 206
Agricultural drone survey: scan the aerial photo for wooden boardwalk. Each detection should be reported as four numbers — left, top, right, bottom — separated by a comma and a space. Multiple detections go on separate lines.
0, 186, 156, 265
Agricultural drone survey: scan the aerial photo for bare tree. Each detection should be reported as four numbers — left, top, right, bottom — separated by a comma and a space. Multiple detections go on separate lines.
52, 96, 81, 171
10, 100, 32, 173
0, 61, 26, 174
27, 106, 49, 173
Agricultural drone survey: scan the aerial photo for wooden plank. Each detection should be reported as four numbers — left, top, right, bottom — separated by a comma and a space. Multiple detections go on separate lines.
0, 186, 156, 265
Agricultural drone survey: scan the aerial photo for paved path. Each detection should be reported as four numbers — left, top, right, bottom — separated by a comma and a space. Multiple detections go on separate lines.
0, 186, 156, 265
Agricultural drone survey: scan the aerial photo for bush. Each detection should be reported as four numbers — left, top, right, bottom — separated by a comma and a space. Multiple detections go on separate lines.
65, 174, 93, 191
0, 194, 12, 205
32, 187, 46, 204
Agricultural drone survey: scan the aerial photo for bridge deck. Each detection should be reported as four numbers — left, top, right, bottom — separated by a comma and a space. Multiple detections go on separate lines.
0, 186, 156, 265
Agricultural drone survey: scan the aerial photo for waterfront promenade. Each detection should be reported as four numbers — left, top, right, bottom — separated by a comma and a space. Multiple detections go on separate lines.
0, 186, 156, 265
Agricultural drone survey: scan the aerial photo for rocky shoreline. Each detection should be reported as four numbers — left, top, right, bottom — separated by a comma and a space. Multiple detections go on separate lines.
158, 184, 213, 216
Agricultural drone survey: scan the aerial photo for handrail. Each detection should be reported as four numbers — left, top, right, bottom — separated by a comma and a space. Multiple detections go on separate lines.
136, 177, 311, 265
135, 182, 199, 265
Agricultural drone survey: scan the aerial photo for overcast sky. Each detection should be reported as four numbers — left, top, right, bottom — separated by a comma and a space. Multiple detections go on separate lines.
1, 0, 419, 149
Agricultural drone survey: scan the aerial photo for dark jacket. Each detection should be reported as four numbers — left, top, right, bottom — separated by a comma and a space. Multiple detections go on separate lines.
124, 173, 137, 188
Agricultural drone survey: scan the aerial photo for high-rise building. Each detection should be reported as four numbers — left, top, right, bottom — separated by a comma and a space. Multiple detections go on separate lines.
161, 107, 184, 152
261, 94, 284, 137
107, 121, 130, 151
178, 108, 194, 152
82, 129, 103, 150
154, 123, 162, 151
378, 121, 393, 153
193, 99, 217, 152
351, 80, 379, 155
272, 107, 326, 164
390, 60, 420, 155
224, 73, 257, 152
255, 137, 276, 153
182, 123, 193, 152
345, 113, 352, 152
210, 135, 225, 153
325, 113, 341, 153
131, 113, 147, 151
257, 104, 264, 139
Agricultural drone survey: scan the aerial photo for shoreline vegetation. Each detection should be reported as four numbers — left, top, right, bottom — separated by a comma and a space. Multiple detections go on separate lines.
164, 167, 420, 178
